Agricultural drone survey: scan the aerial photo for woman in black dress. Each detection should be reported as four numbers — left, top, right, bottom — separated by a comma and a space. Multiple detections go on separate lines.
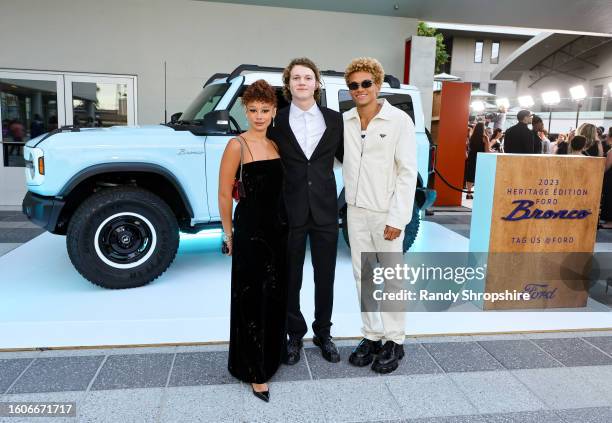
218, 80, 287, 402
577, 123, 604, 157
490, 128, 503, 152
465, 122, 488, 199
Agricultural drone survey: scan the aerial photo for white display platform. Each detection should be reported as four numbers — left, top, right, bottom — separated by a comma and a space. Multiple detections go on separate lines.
1, 222, 611, 350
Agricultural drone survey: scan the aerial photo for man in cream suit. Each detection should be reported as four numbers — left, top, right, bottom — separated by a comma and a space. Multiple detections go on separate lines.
342, 57, 417, 374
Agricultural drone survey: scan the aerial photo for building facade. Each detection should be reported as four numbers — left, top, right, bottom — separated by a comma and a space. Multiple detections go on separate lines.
448, 36, 528, 99
0, 0, 418, 205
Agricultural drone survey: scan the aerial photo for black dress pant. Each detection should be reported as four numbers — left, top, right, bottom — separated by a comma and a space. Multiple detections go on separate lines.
286, 213, 338, 340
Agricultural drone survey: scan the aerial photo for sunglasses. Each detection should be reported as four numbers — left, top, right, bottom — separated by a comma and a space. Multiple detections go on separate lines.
348, 80, 373, 90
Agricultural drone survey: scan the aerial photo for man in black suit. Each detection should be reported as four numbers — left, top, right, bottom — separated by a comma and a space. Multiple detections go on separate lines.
503, 109, 536, 153
268, 58, 343, 364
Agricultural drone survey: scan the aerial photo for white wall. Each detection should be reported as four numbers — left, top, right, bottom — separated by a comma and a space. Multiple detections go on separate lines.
409, 36, 436, 130
0, 0, 418, 124
450, 37, 525, 99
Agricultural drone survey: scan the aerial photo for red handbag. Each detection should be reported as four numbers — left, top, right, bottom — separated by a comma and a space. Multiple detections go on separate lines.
232, 136, 246, 201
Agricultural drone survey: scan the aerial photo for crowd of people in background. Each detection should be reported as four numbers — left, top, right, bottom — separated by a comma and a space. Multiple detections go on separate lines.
465, 109, 612, 229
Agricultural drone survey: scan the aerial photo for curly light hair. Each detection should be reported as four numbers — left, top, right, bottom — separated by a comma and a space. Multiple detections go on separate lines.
344, 57, 385, 86
282, 57, 322, 102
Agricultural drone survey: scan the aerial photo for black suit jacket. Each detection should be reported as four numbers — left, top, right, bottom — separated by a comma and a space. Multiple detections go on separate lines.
504, 122, 535, 154
268, 105, 344, 227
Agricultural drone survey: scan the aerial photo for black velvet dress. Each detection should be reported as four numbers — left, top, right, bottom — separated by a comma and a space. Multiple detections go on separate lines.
466, 136, 486, 183
228, 158, 288, 384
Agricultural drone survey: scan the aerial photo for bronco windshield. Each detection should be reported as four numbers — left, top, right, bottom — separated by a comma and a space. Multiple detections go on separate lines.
179, 83, 229, 123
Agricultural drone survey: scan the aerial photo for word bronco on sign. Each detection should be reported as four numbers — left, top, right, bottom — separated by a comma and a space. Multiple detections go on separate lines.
502, 200, 592, 221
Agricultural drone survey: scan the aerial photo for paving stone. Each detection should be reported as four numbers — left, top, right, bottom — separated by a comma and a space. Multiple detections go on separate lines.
240, 380, 326, 422
270, 350, 311, 382
168, 351, 235, 387
406, 410, 561, 422
315, 377, 403, 422
556, 406, 612, 423
387, 374, 478, 419
0, 359, 32, 394
304, 346, 376, 380
422, 342, 504, 372
582, 336, 612, 355
477, 339, 562, 369
532, 338, 612, 367
160, 384, 244, 422
511, 367, 610, 409
91, 354, 173, 390
391, 343, 442, 376
448, 371, 546, 414
7, 356, 103, 394
80, 387, 164, 422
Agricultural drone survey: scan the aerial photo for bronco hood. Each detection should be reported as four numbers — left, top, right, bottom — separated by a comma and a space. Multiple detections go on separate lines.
27, 125, 175, 148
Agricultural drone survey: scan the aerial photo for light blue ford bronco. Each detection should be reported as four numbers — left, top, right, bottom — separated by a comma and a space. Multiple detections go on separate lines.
22, 64, 436, 289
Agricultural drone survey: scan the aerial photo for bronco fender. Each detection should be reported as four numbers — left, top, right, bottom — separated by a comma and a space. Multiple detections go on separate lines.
59, 162, 194, 218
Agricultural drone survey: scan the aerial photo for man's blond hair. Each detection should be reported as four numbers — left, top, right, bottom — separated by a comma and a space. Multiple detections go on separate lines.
344, 57, 385, 85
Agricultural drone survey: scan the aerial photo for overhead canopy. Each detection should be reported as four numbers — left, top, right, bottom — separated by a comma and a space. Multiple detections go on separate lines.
492, 32, 612, 84
434, 73, 460, 81
204, 0, 612, 35
471, 89, 495, 97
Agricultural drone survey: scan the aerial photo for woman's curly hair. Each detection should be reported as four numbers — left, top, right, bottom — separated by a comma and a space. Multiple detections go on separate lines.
344, 57, 385, 86
241, 79, 277, 107
282, 57, 322, 102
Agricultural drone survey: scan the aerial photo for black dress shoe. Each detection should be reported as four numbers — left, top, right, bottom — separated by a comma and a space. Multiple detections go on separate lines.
371, 341, 404, 374
348, 338, 383, 367
283, 337, 302, 365
312, 336, 341, 363
251, 386, 270, 402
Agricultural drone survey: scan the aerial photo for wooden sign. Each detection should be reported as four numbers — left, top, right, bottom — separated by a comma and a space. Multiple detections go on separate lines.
469, 154, 605, 310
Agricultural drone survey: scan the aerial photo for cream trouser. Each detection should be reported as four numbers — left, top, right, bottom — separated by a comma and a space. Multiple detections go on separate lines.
347, 204, 406, 344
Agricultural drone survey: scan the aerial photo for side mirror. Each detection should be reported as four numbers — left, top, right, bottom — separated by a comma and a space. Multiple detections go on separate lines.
170, 112, 182, 124
201, 110, 230, 134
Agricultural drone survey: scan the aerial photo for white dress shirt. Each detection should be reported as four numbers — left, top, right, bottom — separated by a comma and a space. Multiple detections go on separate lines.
289, 102, 326, 159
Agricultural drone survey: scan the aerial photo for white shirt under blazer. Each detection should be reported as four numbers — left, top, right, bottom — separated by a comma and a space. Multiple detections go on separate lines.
342, 99, 418, 229
289, 102, 326, 159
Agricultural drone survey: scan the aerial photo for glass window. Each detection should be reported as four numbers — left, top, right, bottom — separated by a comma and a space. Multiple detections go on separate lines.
491, 41, 500, 64
1, 78, 59, 167
471, 82, 481, 90
338, 90, 415, 123
591, 85, 604, 111
180, 83, 229, 122
72, 82, 128, 127
228, 95, 250, 133
488, 83, 497, 95
474, 40, 484, 63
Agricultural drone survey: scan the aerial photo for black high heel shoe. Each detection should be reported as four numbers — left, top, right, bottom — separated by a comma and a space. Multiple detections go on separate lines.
251, 385, 270, 402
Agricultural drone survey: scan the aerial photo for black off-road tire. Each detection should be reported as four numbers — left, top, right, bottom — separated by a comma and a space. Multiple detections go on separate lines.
66, 187, 179, 289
